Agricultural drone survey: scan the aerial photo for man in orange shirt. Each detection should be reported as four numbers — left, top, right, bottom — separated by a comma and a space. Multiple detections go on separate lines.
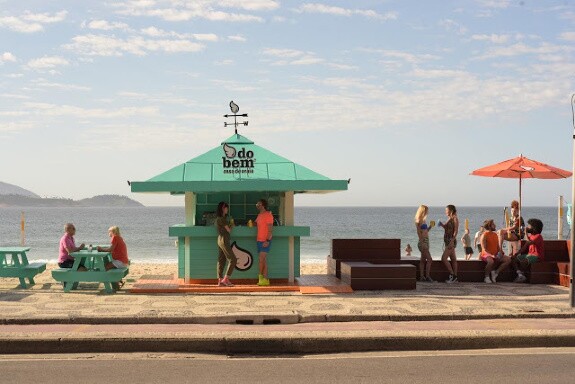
255, 199, 274, 286
480, 219, 511, 283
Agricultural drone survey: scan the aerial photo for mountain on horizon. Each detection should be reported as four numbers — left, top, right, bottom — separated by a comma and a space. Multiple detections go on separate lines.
0, 181, 40, 198
0, 181, 143, 207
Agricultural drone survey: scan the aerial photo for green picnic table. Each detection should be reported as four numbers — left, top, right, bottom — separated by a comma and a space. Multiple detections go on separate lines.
51, 250, 128, 294
0, 247, 47, 288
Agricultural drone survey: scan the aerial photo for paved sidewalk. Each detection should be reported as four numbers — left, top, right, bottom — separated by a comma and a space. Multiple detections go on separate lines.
1, 279, 573, 324
1, 272, 575, 354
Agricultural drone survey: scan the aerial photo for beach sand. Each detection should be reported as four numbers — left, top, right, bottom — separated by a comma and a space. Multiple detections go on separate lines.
0, 262, 328, 291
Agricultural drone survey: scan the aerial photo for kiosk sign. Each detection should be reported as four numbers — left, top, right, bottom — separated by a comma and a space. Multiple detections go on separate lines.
223, 143, 255, 174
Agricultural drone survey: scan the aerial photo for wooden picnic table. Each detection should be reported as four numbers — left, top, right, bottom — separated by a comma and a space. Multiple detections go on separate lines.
0, 247, 47, 288
51, 249, 128, 294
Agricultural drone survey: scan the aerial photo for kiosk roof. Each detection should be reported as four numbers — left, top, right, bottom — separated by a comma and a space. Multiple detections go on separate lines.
130, 134, 348, 194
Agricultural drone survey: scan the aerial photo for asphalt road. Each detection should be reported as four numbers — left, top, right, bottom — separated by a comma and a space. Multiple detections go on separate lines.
1, 348, 574, 383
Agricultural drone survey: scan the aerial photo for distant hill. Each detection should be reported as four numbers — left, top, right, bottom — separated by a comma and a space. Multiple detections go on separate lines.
0, 181, 40, 198
0, 194, 144, 207
0, 181, 144, 207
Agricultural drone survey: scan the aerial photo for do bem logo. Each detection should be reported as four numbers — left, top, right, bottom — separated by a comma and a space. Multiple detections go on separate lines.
222, 143, 255, 174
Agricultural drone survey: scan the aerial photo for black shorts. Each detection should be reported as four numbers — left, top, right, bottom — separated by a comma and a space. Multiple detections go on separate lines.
464, 246, 474, 254
58, 259, 84, 269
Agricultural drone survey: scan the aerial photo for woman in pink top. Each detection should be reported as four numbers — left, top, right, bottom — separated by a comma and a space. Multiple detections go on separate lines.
255, 199, 274, 286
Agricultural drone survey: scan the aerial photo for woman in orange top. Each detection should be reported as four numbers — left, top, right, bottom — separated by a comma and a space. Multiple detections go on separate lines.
480, 219, 510, 283
97, 226, 129, 270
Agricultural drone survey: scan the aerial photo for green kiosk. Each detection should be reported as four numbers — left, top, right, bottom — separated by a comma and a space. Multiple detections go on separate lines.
131, 131, 347, 284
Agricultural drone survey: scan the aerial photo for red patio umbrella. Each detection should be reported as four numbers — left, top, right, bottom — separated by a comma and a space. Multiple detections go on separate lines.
470, 154, 572, 220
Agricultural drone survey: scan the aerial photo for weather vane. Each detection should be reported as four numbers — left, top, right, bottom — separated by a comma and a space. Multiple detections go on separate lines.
224, 101, 248, 134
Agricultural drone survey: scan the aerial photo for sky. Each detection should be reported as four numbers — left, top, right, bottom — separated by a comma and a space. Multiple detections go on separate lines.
1, 0, 575, 207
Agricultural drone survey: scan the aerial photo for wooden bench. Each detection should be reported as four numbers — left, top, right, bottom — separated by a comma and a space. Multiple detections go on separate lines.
0, 247, 47, 288
529, 240, 570, 286
52, 267, 129, 294
340, 262, 416, 290
328, 239, 401, 278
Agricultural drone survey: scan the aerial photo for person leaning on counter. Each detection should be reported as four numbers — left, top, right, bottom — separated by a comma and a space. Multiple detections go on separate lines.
58, 223, 87, 271
256, 199, 273, 286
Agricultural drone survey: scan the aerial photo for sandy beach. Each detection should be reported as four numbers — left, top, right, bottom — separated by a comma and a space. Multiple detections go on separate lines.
0, 262, 328, 291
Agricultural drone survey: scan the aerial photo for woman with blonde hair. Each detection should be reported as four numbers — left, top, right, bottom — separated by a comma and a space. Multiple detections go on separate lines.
97, 226, 129, 271
415, 205, 434, 282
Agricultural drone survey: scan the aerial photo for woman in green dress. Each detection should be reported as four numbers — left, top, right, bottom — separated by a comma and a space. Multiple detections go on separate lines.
216, 202, 237, 286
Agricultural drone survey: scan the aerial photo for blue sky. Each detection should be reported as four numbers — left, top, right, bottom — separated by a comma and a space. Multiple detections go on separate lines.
1, 0, 575, 207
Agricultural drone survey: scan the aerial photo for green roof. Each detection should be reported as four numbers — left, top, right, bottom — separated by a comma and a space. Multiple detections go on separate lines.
131, 134, 348, 194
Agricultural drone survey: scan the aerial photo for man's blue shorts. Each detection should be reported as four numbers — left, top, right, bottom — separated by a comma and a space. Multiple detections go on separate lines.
257, 240, 272, 253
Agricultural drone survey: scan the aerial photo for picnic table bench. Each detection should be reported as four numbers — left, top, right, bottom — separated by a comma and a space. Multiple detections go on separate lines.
0, 247, 47, 288
51, 249, 129, 294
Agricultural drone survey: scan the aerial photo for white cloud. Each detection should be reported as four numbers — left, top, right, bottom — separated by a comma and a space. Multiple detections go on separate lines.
262, 48, 324, 65
26, 56, 69, 70
113, 1, 265, 22
298, 3, 397, 20
360, 48, 441, 65
218, 0, 279, 11
30, 79, 91, 91
0, 11, 67, 33
471, 34, 510, 44
86, 20, 131, 31
263, 48, 306, 58
228, 35, 246, 42
475, 0, 511, 8
474, 42, 574, 60
439, 19, 468, 35
192, 33, 218, 42
64, 34, 205, 56
22, 102, 159, 118
1, 52, 17, 64
559, 32, 575, 41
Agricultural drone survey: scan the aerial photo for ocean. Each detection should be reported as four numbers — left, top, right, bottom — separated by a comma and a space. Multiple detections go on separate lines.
0, 206, 567, 264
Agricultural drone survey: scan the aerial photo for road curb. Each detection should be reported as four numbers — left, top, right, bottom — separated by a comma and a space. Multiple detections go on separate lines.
2, 311, 575, 325
2, 334, 575, 355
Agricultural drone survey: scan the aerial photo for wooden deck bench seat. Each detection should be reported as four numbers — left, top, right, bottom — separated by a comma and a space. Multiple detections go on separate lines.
0, 262, 47, 288
340, 262, 416, 290
52, 267, 129, 293
329, 239, 401, 278
527, 240, 570, 286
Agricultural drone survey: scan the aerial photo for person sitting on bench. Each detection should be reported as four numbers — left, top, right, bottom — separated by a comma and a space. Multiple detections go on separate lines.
480, 219, 511, 283
498, 200, 524, 256
511, 218, 545, 283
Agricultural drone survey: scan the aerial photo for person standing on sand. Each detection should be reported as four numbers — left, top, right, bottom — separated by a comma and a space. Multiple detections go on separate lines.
461, 228, 473, 260
215, 202, 237, 287
439, 204, 459, 283
255, 199, 273, 286
415, 205, 434, 282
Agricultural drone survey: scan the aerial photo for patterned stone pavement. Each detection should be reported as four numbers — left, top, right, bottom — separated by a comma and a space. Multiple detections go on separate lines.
0, 268, 573, 324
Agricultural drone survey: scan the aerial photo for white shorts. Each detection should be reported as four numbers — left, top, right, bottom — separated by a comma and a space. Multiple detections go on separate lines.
111, 259, 127, 269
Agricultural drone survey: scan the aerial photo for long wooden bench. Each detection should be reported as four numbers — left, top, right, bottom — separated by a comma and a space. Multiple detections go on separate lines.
52, 267, 129, 293
328, 238, 571, 287
340, 262, 416, 290
0, 262, 47, 288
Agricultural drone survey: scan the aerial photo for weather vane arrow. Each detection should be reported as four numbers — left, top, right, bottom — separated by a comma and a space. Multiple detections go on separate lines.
224, 100, 249, 134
